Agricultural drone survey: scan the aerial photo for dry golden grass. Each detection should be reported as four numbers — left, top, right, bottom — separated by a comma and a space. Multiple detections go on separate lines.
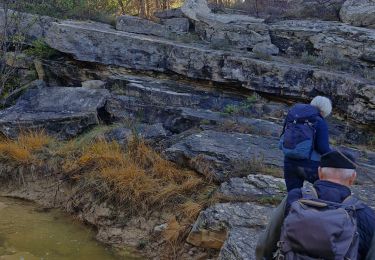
79, 140, 123, 167
179, 201, 203, 220
0, 128, 215, 249
18, 130, 53, 151
0, 130, 52, 163
64, 138, 210, 216
164, 216, 185, 244
0, 142, 31, 162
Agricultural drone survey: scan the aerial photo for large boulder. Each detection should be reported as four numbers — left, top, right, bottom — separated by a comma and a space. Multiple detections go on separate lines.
164, 130, 283, 182
182, 0, 271, 50
340, 0, 375, 28
181, 0, 212, 21
0, 87, 110, 139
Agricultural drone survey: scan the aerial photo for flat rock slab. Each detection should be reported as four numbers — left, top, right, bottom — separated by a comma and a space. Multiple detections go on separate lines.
218, 174, 286, 202
164, 130, 283, 182
0, 87, 110, 139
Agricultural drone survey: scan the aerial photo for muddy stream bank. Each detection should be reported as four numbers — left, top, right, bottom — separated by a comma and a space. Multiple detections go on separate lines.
0, 196, 140, 260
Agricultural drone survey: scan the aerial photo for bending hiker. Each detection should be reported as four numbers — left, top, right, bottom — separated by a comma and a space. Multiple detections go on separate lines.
280, 96, 332, 191
256, 151, 375, 260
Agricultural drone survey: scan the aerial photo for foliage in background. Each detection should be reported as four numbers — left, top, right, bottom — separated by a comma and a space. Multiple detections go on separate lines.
3, 0, 184, 22
0, 1, 28, 100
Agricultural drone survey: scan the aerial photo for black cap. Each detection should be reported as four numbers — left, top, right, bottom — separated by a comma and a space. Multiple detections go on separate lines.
320, 151, 356, 170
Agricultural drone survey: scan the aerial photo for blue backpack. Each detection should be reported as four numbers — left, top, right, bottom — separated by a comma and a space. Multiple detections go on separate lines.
280, 104, 320, 160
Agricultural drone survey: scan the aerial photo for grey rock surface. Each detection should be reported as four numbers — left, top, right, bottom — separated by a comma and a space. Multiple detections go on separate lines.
116, 15, 169, 37
181, 0, 212, 21
81, 80, 106, 89
105, 123, 168, 145
252, 43, 279, 56
161, 18, 190, 33
340, 0, 375, 28
0, 9, 58, 42
218, 174, 286, 202
182, 0, 270, 49
190, 202, 272, 233
187, 202, 272, 257
219, 227, 260, 260
270, 19, 375, 64
164, 130, 283, 182
44, 20, 375, 125
0, 87, 110, 139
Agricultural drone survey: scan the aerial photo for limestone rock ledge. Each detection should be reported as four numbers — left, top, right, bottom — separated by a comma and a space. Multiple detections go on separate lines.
44, 20, 374, 125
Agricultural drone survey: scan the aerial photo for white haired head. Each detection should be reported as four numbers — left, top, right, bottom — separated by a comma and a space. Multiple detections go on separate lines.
318, 167, 357, 186
310, 96, 332, 118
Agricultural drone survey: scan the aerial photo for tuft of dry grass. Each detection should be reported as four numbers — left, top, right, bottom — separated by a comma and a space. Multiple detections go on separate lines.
18, 130, 53, 151
0, 130, 52, 163
64, 137, 210, 215
164, 217, 184, 244
0, 142, 31, 162
179, 201, 203, 221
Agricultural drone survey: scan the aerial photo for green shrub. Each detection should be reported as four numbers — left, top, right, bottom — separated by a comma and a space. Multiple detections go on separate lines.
223, 104, 240, 115
25, 39, 58, 59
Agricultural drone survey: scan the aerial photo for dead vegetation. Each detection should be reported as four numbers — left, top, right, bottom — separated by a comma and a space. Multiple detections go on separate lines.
0, 129, 217, 255
0, 130, 52, 163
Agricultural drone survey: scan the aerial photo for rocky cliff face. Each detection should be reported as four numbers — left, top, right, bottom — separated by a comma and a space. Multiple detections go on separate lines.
0, 1, 374, 259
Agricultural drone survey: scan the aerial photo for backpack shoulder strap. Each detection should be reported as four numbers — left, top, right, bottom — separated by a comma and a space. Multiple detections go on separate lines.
342, 195, 366, 211
301, 184, 318, 200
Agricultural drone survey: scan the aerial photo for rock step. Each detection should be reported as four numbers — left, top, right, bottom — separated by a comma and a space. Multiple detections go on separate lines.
164, 130, 283, 182
0, 86, 110, 139
217, 174, 286, 202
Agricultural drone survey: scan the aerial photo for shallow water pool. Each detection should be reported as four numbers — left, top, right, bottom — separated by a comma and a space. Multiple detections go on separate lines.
0, 197, 138, 260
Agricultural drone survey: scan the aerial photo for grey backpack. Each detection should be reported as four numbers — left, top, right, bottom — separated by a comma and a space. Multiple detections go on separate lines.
275, 186, 362, 260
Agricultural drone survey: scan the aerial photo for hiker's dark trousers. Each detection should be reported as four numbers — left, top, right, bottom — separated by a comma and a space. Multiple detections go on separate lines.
284, 159, 320, 191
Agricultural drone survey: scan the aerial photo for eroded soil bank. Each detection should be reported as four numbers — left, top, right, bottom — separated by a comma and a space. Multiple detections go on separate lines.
0, 133, 218, 260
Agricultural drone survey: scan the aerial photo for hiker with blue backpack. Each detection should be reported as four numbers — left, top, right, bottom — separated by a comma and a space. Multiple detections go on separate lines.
280, 96, 332, 191
256, 151, 375, 259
